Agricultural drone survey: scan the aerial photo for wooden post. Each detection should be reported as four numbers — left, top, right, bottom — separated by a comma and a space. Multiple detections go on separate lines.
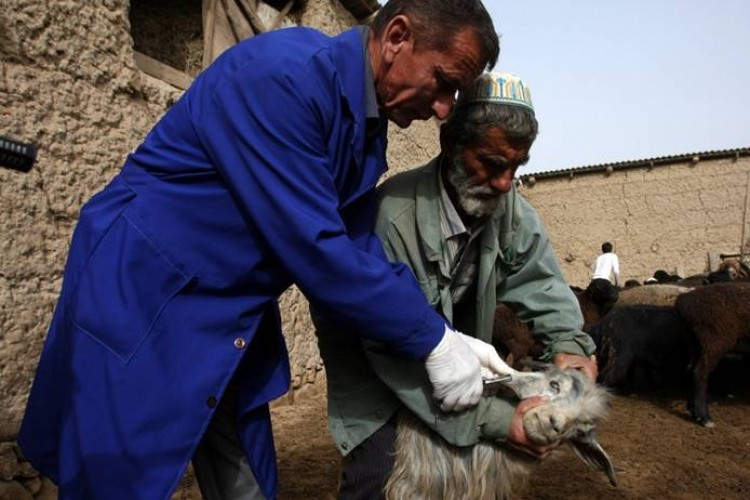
236, 0, 269, 34
203, 0, 246, 67
220, 0, 256, 41
708, 252, 721, 272
741, 171, 750, 262
269, 0, 295, 31
202, 0, 217, 69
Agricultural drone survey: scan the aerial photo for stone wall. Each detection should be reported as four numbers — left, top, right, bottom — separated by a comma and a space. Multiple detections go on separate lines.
0, 0, 439, 496
519, 153, 750, 287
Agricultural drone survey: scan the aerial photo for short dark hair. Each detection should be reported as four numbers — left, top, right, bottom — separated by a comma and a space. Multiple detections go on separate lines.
371, 0, 499, 70
602, 242, 613, 253
442, 102, 538, 148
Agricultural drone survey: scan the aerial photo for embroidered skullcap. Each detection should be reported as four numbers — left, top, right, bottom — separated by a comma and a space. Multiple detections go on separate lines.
458, 71, 534, 111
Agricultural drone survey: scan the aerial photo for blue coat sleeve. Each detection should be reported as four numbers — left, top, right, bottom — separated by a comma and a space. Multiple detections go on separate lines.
190, 50, 444, 359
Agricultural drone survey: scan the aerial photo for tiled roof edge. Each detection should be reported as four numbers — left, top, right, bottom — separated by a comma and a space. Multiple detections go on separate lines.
519, 147, 750, 181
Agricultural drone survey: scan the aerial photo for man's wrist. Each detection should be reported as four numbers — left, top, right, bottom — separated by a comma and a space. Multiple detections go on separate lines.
429, 326, 451, 358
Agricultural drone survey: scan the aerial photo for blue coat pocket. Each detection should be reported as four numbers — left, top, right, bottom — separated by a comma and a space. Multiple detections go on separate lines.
69, 212, 193, 363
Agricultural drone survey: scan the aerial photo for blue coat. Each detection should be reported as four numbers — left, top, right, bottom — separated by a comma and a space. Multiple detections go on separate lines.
18, 27, 444, 499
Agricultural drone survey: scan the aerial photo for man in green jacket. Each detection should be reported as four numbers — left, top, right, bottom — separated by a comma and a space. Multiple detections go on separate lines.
315, 72, 597, 499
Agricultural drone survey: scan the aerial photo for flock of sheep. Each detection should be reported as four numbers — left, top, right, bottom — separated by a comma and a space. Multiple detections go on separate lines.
383, 260, 749, 499
589, 264, 749, 428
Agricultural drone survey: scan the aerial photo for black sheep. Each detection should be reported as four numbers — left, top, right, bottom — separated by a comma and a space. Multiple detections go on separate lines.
675, 282, 750, 427
589, 305, 693, 394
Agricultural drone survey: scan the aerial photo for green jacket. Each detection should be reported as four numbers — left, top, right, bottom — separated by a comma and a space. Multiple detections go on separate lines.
315, 157, 595, 455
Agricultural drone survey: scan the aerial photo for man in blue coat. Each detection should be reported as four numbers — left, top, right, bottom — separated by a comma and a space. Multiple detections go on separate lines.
18, 0, 501, 498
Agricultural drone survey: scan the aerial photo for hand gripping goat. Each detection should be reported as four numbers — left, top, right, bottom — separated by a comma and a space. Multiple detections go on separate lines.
384, 361, 617, 500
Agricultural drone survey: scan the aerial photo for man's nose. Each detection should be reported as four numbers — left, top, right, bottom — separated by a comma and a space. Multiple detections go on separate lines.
490, 169, 514, 193
432, 92, 456, 120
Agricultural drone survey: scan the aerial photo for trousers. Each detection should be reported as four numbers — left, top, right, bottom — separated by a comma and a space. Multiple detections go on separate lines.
337, 415, 397, 500
192, 382, 266, 500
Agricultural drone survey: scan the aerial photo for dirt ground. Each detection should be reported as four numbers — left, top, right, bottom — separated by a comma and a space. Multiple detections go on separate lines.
271, 359, 750, 499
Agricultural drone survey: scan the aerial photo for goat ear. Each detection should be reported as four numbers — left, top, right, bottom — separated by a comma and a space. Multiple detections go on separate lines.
569, 437, 618, 487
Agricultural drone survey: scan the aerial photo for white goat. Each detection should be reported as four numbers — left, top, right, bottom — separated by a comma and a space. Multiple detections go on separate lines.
384, 363, 617, 500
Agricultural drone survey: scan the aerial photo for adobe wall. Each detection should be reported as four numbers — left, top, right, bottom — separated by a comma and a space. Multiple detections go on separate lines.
519, 155, 750, 287
0, 0, 439, 447
2, 1, 748, 495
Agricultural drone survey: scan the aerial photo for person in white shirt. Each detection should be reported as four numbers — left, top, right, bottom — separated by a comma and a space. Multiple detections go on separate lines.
592, 241, 620, 286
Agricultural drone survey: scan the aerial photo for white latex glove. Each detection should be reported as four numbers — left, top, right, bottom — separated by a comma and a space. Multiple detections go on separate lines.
457, 332, 517, 378
425, 326, 483, 412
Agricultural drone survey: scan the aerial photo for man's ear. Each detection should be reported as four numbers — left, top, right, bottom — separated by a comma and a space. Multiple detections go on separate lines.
382, 15, 412, 64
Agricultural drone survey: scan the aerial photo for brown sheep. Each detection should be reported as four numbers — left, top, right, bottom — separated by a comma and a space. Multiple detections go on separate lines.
491, 303, 542, 369
719, 258, 749, 279
491, 281, 615, 368
677, 259, 750, 287
674, 282, 750, 427
616, 284, 692, 308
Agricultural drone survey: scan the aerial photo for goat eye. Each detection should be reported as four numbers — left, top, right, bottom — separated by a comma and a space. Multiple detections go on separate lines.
550, 380, 560, 392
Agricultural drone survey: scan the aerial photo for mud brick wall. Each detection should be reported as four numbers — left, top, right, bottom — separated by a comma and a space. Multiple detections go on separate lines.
3, 2, 748, 496
519, 154, 750, 287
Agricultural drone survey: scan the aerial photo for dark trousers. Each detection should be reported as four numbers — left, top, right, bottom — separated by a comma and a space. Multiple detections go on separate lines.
338, 415, 397, 500
192, 382, 266, 500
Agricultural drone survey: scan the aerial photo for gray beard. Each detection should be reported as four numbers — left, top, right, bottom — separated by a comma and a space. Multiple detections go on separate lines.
446, 149, 504, 218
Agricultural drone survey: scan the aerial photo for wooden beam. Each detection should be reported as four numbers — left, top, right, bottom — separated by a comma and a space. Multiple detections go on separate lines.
236, 0, 269, 34
133, 51, 193, 90
202, 0, 246, 66
203, 0, 218, 69
269, 0, 295, 31
220, 0, 255, 41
